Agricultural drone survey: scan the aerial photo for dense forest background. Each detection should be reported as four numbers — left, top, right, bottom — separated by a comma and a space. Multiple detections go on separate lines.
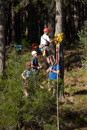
0, 0, 87, 130
3, 0, 87, 45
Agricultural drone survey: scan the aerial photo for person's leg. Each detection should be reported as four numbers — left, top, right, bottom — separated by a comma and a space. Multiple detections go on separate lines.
33, 73, 37, 87
52, 80, 57, 96
41, 46, 50, 64
48, 88, 51, 91
24, 89, 28, 97
53, 89, 56, 96
46, 47, 56, 65
46, 56, 50, 64
42, 46, 56, 65
48, 80, 52, 92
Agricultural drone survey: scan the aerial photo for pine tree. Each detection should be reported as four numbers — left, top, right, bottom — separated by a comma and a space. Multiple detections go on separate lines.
0, 0, 5, 75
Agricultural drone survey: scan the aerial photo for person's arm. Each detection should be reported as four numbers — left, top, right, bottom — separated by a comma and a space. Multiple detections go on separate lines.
31, 64, 42, 69
50, 66, 60, 74
47, 69, 50, 73
21, 70, 26, 80
47, 66, 51, 73
46, 35, 57, 44
31, 64, 37, 69
51, 69, 60, 74
49, 39, 57, 43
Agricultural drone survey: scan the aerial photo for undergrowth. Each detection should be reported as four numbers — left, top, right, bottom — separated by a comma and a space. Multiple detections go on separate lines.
0, 46, 58, 130
1, 37, 87, 130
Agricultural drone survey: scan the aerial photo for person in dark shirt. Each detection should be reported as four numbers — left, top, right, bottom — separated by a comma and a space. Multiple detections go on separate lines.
31, 51, 42, 73
31, 51, 42, 87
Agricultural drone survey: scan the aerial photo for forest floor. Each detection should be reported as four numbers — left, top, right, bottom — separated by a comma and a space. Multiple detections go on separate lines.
60, 46, 87, 130
38, 46, 87, 130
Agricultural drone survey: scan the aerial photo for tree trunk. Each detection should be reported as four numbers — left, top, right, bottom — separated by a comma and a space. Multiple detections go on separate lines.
74, 1, 79, 40
15, 10, 21, 43
55, 0, 64, 100
48, 0, 55, 39
11, 1, 15, 43
6, 1, 11, 45
0, 0, 5, 75
44, 7, 48, 28
48, 0, 55, 57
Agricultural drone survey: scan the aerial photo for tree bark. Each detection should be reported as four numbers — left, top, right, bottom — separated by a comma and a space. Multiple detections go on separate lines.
11, 1, 15, 43
0, 0, 5, 75
15, 10, 21, 43
48, 0, 55, 39
48, 0, 55, 57
6, 1, 11, 45
55, 0, 64, 100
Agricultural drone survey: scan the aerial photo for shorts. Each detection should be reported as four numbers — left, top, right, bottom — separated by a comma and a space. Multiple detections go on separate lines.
48, 79, 57, 89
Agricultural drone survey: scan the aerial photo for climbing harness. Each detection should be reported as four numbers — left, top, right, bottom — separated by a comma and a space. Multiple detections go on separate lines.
39, 37, 56, 65
40, 32, 64, 65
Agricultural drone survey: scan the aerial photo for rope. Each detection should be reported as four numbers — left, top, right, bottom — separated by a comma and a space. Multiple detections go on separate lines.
56, 45, 60, 130
54, 32, 64, 130
57, 74, 59, 130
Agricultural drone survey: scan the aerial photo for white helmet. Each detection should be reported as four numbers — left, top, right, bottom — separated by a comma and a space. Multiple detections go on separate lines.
31, 51, 37, 55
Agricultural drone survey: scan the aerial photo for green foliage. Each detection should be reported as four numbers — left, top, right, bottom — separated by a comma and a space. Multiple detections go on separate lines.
77, 21, 87, 59
0, 47, 27, 129
21, 38, 31, 49
15, 0, 55, 12
84, 0, 87, 5
0, 46, 58, 130
64, 0, 70, 7
43, 124, 57, 130
65, 85, 78, 95
70, 69, 77, 78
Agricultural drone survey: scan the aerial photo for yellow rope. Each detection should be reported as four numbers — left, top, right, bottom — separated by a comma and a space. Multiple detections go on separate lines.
54, 32, 64, 47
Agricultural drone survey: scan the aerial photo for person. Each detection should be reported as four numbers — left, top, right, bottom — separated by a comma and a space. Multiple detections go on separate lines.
21, 61, 31, 96
17, 45, 22, 55
31, 51, 42, 86
39, 28, 57, 65
31, 51, 42, 73
47, 58, 60, 95
21, 62, 31, 82
31, 50, 42, 80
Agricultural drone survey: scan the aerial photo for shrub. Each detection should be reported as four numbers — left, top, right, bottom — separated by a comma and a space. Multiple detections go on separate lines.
77, 20, 87, 60
0, 46, 57, 130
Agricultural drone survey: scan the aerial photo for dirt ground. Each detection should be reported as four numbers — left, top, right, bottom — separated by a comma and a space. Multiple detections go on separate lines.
38, 46, 87, 130
62, 47, 87, 130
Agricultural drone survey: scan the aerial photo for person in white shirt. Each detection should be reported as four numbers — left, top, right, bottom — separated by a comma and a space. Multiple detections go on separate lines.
39, 28, 57, 65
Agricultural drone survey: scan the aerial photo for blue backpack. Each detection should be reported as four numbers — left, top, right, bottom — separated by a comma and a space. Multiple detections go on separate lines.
26, 70, 30, 79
